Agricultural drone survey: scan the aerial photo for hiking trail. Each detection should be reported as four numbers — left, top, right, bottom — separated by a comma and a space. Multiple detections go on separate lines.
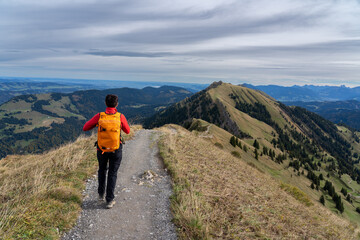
62, 129, 177, 240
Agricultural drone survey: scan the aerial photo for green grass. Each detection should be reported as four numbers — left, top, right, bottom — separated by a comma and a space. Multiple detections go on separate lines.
342, 174, 360, 195
280, 182, 313, 207
42, 96, 84, 119
0, 100, 32, 111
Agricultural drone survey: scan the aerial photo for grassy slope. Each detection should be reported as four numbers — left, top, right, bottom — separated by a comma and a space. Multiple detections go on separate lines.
42, 96, 84, 119
0, 94, 82, 139
187, 117, 360, 226
214, 117, 360, 224
208, 84, 275, 139
158, 124, 358, 239
208, 83, 289, 134
188, 119, 308, 187
204, 83, 360, 224
0, 126, 140, 239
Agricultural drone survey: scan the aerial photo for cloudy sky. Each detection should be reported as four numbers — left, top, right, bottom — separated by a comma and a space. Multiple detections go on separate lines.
1, 0, 360, 86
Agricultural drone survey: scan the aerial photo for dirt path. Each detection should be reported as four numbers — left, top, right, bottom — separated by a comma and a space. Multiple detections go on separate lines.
62, 130, 177, 240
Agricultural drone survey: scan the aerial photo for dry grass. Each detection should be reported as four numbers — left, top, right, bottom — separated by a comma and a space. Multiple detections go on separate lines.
158, 124, 359, 240
0, 135, 97, 239
0, 125, 140, 239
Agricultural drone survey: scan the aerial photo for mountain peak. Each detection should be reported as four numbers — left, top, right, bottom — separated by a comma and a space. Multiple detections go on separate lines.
206, 81, 224, 90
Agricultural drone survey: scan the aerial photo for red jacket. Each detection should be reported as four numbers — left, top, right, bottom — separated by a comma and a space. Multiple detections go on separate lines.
83, 107, 130, 136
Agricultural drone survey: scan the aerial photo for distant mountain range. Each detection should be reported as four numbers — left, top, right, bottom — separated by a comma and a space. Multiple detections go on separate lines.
243, 83, 360, 102
0, 81, 95, 104
0, 77, 207, 104
0, 85, 192, 159
284, 100, 360, 130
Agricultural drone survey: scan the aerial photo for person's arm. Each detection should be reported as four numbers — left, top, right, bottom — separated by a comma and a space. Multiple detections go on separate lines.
83, 113, 100, 131
120, 114, 130, 134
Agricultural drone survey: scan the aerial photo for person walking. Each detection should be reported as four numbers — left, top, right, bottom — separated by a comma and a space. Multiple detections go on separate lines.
83, 94, 130, 209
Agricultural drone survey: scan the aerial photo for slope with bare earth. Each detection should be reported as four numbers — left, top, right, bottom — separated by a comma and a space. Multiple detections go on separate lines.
157, 124, 359, 239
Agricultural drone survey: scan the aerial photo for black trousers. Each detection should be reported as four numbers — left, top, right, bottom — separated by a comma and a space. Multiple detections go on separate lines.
97, 145, 123, 202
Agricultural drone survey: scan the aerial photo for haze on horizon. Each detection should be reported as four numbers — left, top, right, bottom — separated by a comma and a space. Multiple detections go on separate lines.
1, 0, 360, 87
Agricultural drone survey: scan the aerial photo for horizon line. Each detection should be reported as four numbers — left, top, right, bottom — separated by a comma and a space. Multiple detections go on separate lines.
0, 75, 359, 88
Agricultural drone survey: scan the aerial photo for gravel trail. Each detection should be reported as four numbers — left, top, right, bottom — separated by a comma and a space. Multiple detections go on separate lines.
62, 130, 177, 240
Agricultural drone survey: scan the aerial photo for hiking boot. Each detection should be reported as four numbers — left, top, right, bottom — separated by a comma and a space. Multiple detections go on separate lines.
106, 200, 116, 209
98, 194, 105, 202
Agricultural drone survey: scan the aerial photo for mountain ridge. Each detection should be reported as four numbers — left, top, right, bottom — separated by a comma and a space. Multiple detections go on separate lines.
144, 81, 360, 223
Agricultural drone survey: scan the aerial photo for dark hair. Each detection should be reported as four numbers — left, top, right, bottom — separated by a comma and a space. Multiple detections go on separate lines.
105, 94, 118, 107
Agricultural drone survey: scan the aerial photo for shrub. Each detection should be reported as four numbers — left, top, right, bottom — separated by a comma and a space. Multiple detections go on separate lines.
231, 151, 241, 158
280, 183, 313, 207
214, 142, 223, 149
356, 207, 360, 214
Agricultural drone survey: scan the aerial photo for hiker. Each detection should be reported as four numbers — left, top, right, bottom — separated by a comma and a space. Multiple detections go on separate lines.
83, 94, 130, 209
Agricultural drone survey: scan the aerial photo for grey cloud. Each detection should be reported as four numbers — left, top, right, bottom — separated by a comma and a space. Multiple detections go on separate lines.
188, 39, 360, 58
0, 50, 56, 62
1, 1, 223, 32
1, 1, 325, 47
112, 12, 324, 45
85, 50, 174, 58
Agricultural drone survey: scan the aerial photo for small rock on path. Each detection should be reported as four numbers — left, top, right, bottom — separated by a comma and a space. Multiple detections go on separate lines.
62, 130, 177, 240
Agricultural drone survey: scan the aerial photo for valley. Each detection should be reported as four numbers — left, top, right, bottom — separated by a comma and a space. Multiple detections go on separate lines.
244, 83, 360, 102
284, 100, 360, 130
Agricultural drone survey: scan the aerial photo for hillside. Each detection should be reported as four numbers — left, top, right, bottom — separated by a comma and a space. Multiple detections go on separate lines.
158, 124, 358, 239
0, 134, 97, 239
145, 81, 360, 225
0, 86, 192, 160
0, 125, 140, 239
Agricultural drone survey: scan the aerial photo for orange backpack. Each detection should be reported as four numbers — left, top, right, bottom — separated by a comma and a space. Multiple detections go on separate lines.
97, 112, 121, 153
